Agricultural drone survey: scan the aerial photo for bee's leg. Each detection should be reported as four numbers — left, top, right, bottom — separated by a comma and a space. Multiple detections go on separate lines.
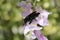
29, 20, 32, 24
37, 24, 43, 27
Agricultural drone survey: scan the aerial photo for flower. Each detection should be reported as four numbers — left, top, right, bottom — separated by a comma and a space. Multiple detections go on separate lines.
23, 8, 50, 40
35, 9, 50, 26
36, 17, 49, 26
24, 22, 42, 39
17, 1, 32, 18
34, 30, 48, 40
18, 1, 50, 40
23, 9, 50, 40
40, 10, 50, 19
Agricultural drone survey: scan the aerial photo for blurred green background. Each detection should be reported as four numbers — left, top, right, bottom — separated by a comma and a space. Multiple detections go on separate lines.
0, 0, 60, 40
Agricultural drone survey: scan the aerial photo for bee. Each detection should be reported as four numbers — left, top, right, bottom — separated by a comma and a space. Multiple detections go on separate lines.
24, 11, 40, 24
24, 11, 43, 27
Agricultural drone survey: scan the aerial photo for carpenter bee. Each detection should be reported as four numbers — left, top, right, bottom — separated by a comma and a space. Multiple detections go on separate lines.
24, 11, 40, 24
24, 11, 43, 27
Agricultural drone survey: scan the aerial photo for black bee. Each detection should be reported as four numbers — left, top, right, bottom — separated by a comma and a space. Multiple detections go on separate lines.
24, 11, 43, 27
24, 11, 40, 24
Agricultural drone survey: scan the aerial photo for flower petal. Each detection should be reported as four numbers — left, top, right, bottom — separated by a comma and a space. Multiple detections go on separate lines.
31, 32, 36, 39
29, 26, 42, 31
40, 10, 50, 18
34, 30, 48, 40
24, 23, 42, 39
36, 18, 49, 26
24, 25, 30, 35
24, 24, 42, 35
22, 9, 32, 18
17, 1, 32, 18
35, 10, 50, 26
17, 1, 27, 8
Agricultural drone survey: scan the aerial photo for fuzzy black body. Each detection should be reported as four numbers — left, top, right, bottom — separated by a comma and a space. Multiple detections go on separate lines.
24, 11, 40, 24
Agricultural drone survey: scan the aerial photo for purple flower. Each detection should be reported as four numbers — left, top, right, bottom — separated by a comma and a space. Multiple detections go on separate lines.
34, 30, 48, 40
40, 10, 50, 19
24, 22, 42, 39
36, 17, 49, 26
19, 2, 50, 40
17, 1, 32, 18
33, 8, 50, 40
18, 1, 32, 9
35, 9, 50, 26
